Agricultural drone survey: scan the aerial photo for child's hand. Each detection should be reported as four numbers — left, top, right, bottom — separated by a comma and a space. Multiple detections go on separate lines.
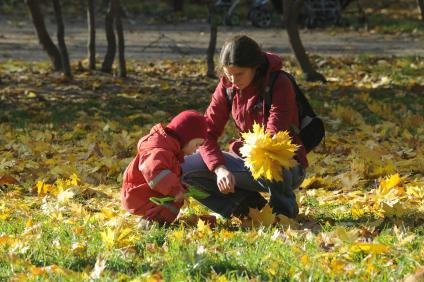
174, 191, 185, 203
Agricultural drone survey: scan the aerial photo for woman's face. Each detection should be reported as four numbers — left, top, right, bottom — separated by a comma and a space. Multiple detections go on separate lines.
223, 65, 256, 90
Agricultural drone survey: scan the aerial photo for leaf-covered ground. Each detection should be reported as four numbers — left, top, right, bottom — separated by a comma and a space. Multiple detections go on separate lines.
0, 55, 423, 281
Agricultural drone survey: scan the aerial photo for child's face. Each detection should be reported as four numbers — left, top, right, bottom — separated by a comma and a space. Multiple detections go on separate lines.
223, 65, 256, 90
182, 138, 205, 155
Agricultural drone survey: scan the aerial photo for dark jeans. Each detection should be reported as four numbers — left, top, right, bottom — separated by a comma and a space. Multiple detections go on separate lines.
181, 152, 305, 218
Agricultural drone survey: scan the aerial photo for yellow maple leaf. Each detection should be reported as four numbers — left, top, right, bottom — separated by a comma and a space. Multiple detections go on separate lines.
0, 212, 9, 220
240, 123, 299, 182
57, 188, 76, 203
380, 199, 409, 217
335, 227, 358, 243
351, 203, 366, 219
68, 173, 79, 186
197, 219, 209, 232
244, 204, 276, 227
0, 235, 15, 246
216, 229, 235, 240
370, 162, 396, 178
377, 174, 406, 199
300, 254, 310, 265
71, 242, 87, 255
196, 219, 211, 239
100, 228, 115, 249
275, 214, 299, 228
169, 230, 184, 240
350, 242, 390, 254
36, 181, 56, 196
116, 228, 132, 242
300, 176, 327, 189
379, 174, 401, 192
31, 265, 63, 276
329, 258, 345, 274
406, 185, 424, 198
101, 207, 117, 219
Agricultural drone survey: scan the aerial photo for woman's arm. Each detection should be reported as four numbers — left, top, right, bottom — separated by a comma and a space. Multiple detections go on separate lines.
266, 74, 299, 134
199, 79, 231, 172
199, 79, 237, 193
265, 73, 308, 167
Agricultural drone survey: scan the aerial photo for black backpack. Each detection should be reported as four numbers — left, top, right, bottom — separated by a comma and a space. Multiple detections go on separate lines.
225, 70, 325, 152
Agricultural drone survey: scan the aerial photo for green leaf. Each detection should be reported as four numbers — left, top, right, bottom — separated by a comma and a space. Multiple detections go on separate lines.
149, 196, 175, 205
186, 186, 210, 200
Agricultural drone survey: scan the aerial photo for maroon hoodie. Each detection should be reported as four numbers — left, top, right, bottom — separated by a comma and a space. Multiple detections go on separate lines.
199, 52, 308, 172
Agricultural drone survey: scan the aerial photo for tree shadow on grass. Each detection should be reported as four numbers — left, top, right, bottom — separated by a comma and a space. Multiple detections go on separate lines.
0, 68, 213, 129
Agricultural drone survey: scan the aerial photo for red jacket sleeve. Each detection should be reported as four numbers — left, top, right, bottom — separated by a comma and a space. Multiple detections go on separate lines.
199, 79, 229, 171
138, 149, 185, 197
266, 74, 308, 167
266, 74, 299, 134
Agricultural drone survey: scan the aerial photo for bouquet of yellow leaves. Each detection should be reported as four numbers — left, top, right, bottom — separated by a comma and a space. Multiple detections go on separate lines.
240, 123, 299, 182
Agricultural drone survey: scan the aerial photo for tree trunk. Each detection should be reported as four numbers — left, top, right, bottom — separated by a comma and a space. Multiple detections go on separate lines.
173, 0, 184, 12
52, 0, 72, 79
206, 4, 218, 78
418, 0, 424, 20
115, 0, 126, 78
87, 0, 96, 70
282, 0, 326, 82
26, 0, 63, 71
101, 0, 116, 73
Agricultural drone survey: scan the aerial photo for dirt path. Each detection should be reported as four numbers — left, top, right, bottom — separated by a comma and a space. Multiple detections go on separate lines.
0, 17, 423, 62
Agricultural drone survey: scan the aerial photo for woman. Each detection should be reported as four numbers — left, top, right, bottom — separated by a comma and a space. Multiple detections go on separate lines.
182, 35, 307, 219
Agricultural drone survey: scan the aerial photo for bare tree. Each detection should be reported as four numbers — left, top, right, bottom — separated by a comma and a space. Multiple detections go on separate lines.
173, 0, 184, 12
101, 0, 116, 73
418, 0, 424, 21
206, 2, 218, 77
101, 0, 126, 77
52, 0, 72, 79
26, 0, 62, 71
282, 0, 326, 82
115, 0, 126, 78
87, 0, 96, 70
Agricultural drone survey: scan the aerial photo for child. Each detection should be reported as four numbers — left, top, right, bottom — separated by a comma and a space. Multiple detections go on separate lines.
121, 110, 207, 225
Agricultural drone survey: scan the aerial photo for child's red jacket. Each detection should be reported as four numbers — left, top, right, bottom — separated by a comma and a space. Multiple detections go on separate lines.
121, 124, 186, 223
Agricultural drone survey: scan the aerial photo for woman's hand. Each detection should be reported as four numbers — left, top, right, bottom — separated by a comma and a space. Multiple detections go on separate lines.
214, 165, 235, 194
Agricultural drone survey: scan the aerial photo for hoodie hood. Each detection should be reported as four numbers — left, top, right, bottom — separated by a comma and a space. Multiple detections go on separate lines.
137, 123, 183, 161
263, 52, 283, 85
264, 52, 283, 73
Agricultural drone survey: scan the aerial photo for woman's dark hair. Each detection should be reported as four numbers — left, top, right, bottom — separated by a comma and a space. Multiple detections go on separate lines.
218, 35, 268, 94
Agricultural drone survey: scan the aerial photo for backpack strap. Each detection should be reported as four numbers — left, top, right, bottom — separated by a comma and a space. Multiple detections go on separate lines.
263, 71, 281, 115
263, 70, 325, 152
264, 70, 301, 134
281, 70, 316, 119
264, 70, 317, 119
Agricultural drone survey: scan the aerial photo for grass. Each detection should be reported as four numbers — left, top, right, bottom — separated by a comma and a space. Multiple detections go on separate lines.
0, 55, 424, 280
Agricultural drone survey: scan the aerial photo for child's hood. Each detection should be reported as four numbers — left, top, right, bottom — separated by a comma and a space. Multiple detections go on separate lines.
137, 124, 180, 154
